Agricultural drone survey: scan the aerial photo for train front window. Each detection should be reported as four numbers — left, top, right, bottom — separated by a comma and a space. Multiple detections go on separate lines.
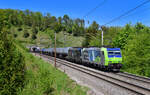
108, 51, 121, 55
88, 50, 101, 61
94, 50, 101, 57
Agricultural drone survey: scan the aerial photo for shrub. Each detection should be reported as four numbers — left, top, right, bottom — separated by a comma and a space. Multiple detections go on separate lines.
0, 30, 25, 94
18, 27, 23, 31
32, 34, 37, 40
14, 33, 18, 38
32, 27, 38, 34
23, 32, 30, 38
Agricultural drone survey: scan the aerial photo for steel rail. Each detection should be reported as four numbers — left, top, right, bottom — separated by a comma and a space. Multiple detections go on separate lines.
118, 72, 150, 83
39, 54, 150, 95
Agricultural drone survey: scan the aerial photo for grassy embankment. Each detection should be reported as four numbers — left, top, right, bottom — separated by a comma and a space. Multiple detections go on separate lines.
12, 26, 84, 48
16, 43, 88, 95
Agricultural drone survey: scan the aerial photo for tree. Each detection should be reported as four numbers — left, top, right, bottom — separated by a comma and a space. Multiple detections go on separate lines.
63, 14, 70, 25
89, 31, 101, 47
32, 27, 38, 34
123, 32, 150, 77
71, 18, 85, 36
58, 17, 62, 24
82, 21, 99, 46
54, 23, 63, 33
89, 21, 99, 32
0, 14, 25, 94
113, 24, 133, 49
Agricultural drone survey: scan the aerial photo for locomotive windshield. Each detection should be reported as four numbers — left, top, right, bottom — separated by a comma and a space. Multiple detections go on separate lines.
107, 50, 121, 58
88, 50, 101, 61
108, 51, 121, 55
94, 50, 101, 57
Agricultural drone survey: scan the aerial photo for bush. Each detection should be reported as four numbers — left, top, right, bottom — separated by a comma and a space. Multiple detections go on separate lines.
0, 30, 25, 94
32, 34, 37, 40
32, 27, 38, 34
14, 33, 18, 38
23, 32, 30, 38
18, 27, 23, 31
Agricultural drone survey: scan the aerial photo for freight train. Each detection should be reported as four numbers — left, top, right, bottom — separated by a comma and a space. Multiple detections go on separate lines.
31, 47, 123, 71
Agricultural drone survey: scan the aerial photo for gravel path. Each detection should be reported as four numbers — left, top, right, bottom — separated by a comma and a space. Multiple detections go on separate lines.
32, 53, 142, 95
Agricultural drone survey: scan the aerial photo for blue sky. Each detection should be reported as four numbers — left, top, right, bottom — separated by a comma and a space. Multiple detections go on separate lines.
1, 0, 150, 26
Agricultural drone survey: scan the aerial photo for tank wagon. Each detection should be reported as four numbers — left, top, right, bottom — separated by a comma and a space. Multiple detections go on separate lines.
68, 47, 83, 63
39, 47, 123, 71
42, 48, 53, 56
42, 47, 72, 59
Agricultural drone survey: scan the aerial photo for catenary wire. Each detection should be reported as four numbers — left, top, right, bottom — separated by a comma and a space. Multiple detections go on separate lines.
103, 0, 150, 26
83, 0, 107, 19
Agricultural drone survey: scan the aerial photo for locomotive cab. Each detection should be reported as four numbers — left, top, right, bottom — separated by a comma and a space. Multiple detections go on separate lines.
101, 48, 123, 71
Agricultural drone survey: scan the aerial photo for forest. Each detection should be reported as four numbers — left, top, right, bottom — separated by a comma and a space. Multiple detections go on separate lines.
0, 9, 150, 94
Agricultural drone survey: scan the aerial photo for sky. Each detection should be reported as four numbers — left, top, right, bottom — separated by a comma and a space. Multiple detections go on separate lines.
1, 0, 150, 26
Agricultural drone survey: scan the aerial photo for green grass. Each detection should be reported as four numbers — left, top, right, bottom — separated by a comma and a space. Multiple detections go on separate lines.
16, 43, 88, 95
12, 26, 84, 48
56, 32, 84, 47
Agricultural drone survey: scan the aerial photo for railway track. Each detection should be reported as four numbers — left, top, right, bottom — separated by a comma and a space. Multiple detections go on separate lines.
118, 72, 150, 83
38, 53, 150, 95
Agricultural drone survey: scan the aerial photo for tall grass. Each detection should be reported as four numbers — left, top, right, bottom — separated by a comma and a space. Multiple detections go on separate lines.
17, 43, 88, 95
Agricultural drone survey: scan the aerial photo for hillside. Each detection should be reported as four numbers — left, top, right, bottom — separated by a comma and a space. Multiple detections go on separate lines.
11, 26, 84, 48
